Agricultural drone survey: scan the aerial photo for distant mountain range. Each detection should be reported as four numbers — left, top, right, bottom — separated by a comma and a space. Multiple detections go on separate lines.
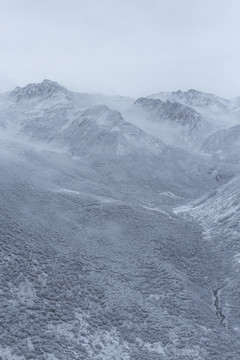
148, 88, 240, 117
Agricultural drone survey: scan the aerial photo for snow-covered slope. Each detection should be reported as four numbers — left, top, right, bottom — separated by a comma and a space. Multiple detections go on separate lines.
0, 132, 239, 360
175, 175, 240, 238
201, 124, 240, 156
175, 176, 240, 337
200, 124, 240, 178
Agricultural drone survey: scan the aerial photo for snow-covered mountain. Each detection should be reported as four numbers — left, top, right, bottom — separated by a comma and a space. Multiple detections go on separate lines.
10, 79, 134, 111
148, 89, 240, 127
55, 104, 219, 200
134, 97, 207, 130
11, 79, 70, 102
131, 97, 211, 148
56, 105, 165, 157
1, 80, 133, 139
1, 80, 240, 359
0, 81, 221, 200
148, 89, 229, 111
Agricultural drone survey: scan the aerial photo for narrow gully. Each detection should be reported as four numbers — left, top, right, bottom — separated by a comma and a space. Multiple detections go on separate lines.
213, 288, 226, 327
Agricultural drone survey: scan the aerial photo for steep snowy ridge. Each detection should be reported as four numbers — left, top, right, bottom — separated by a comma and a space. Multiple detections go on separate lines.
134, 97, 209, 131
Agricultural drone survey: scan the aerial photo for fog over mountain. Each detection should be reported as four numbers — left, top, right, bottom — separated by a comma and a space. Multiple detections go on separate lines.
1, 79, 240, 360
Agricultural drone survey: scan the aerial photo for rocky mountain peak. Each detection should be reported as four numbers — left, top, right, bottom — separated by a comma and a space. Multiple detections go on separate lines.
10, 79, 67, 101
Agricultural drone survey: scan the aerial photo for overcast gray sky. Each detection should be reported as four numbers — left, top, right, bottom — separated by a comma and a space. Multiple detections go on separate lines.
0, 0, 240, 98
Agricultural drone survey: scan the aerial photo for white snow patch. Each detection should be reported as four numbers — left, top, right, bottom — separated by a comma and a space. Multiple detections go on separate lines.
11, 279, 36, 306
0, 347, 24, 360
48, 312, 130, 360
54, 187, 123, 205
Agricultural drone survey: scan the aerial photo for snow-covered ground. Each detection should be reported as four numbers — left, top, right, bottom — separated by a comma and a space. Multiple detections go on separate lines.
1, 80, 240, 359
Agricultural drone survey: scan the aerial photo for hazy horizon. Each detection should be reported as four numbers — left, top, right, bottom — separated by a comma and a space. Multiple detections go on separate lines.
1, 0, 240, 98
